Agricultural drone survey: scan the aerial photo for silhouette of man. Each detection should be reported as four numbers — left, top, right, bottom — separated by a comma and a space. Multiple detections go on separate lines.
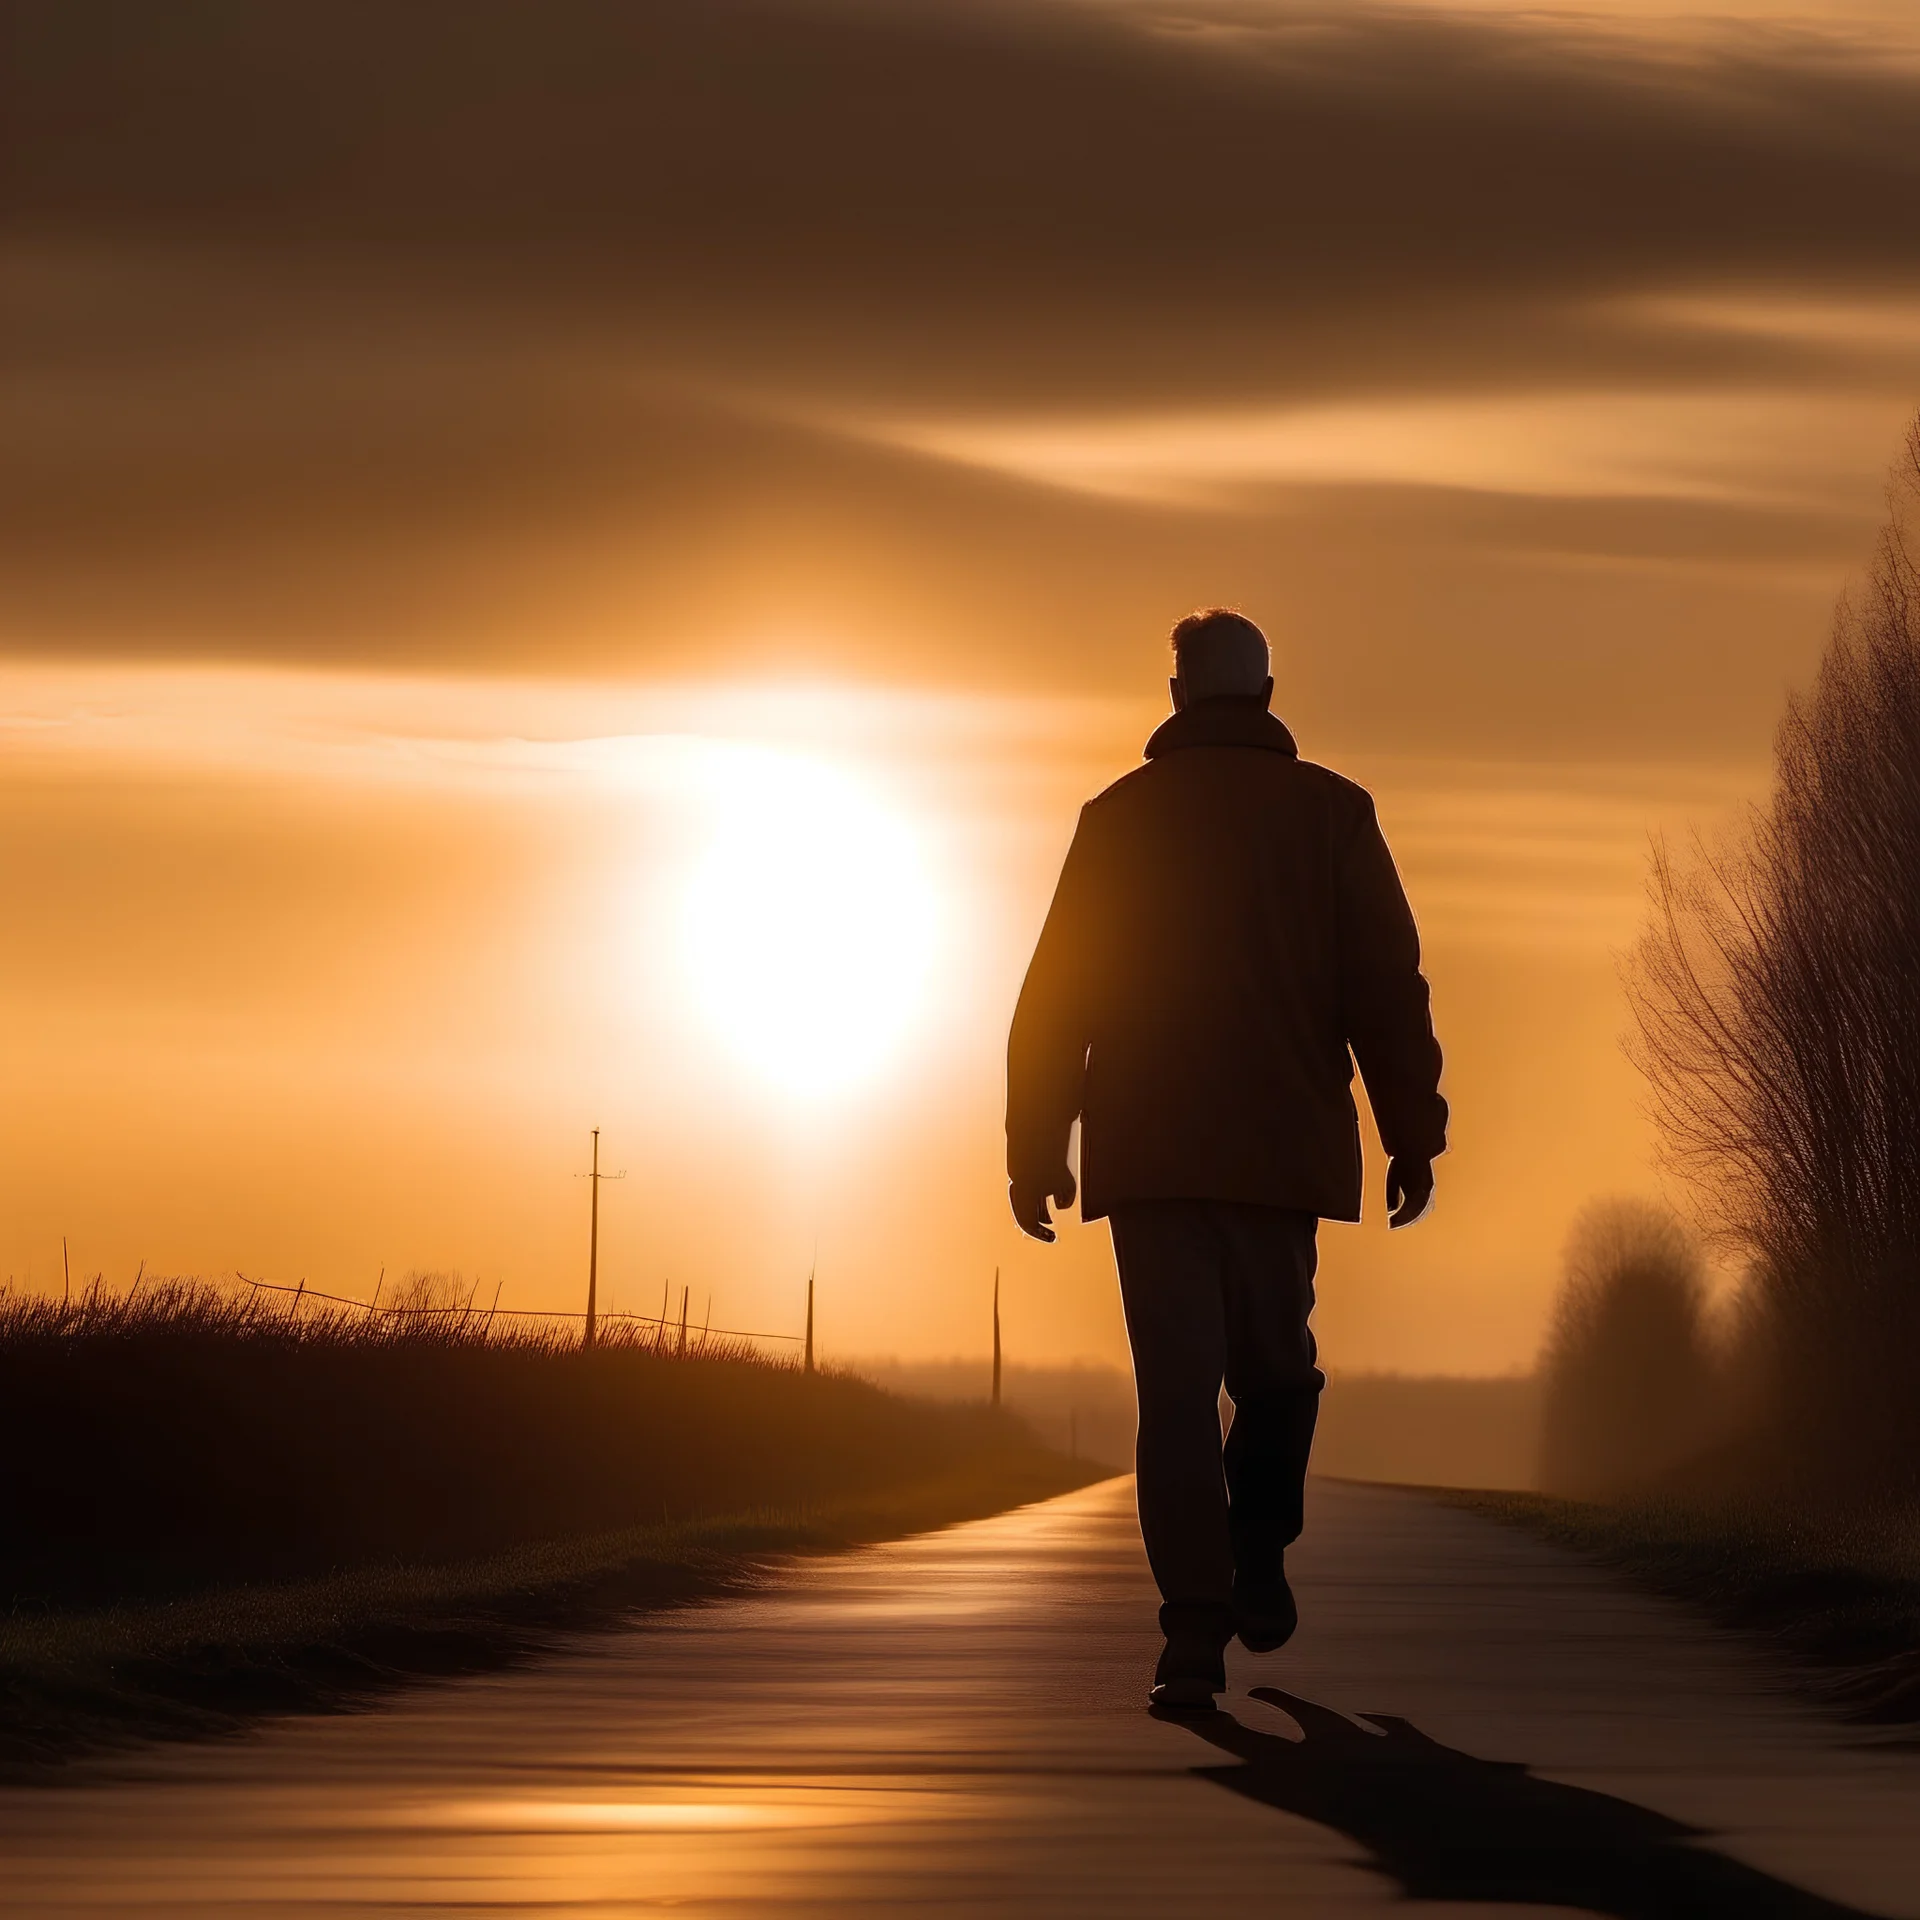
1007, 609, 1446, 1710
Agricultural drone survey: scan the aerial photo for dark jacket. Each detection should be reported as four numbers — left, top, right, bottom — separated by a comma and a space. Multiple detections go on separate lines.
1006, 701, 1446, 1223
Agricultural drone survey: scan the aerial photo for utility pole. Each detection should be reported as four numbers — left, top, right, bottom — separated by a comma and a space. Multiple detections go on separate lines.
578, 1128, 625, 1349
804, 1261, 816, 1374
62, 1236, 71, 1307
992, 1267, 1002, 1408
586, 1129, 600, 1347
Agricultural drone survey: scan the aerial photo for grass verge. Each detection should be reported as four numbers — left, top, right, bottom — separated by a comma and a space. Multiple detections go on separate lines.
1439, 1487, 1920, 1727
2, 1452, 1106, 1776
0, 1280, 1066, 1607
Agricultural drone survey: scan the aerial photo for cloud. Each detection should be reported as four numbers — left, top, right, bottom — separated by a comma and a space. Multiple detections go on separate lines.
4, 0, 1918, 707
12, 2, 1920, 317
855, 382, 1919, 508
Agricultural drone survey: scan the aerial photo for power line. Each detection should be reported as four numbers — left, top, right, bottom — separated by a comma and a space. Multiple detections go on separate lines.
234, 1274, 802, 1344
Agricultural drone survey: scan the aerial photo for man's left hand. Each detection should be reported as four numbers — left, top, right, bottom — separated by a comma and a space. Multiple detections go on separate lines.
1387, 1155, 1434, 1229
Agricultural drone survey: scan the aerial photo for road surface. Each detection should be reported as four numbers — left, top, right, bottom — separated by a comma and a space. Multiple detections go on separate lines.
3, 1477, 1918, 1916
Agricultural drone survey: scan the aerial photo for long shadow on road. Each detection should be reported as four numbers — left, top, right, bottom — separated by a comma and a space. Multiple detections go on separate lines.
1163, 1687, 1884, 1919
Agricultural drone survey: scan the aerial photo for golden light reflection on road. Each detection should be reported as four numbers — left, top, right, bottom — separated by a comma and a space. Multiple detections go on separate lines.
406, 1782, 965, 1833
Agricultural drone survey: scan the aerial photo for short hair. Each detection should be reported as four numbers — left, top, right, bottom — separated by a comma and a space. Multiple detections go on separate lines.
1171, 609, 1269, 702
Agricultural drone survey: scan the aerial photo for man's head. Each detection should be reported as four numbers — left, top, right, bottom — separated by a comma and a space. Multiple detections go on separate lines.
1170, 609, 1272, 711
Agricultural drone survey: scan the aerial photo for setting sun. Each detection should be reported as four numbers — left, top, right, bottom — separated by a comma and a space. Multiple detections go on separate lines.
678, 751, 940, 1100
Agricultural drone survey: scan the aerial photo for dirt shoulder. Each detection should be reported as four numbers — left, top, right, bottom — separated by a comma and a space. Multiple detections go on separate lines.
1435, 1485, 1920, 1727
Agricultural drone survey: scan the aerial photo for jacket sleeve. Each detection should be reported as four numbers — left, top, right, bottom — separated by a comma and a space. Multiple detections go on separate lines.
1336, 791, 1448, 1164
1006, 806, 1103, 1187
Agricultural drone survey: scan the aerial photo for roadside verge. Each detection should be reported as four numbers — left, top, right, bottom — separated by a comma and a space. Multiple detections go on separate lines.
2, 1453, 1106, 1774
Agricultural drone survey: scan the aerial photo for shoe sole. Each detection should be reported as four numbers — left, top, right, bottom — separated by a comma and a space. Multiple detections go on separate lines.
1149, 1680, 1220, 1712
1237, 1620, 1296, 1654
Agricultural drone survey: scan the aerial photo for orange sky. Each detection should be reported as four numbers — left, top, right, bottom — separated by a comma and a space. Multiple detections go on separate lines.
5, 0, 1920, 1371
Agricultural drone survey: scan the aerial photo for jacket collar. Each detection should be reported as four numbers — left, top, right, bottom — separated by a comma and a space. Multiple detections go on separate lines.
1144, 699, 1299, 760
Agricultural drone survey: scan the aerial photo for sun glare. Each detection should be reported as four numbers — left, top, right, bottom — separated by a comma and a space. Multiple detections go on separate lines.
679, 750, 940, 1099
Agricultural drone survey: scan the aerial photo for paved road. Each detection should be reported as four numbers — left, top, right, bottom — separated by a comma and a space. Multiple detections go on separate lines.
5, 1477, 1919, 1917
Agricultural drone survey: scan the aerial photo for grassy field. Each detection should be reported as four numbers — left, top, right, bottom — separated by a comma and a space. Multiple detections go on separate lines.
1316, 1373, 1539, 1491
853, 1362, 1547, 1492
0, 1280, 1099, 1768
1446, 1488, 1920, 1726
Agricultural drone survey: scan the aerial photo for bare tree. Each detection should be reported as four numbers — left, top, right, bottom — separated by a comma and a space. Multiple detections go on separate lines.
1629, 418, 1920, 1495
1539, 1200, 1713, 1500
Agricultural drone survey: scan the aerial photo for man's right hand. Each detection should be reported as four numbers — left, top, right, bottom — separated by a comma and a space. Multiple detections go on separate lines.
1010, 1164, 1078, 1243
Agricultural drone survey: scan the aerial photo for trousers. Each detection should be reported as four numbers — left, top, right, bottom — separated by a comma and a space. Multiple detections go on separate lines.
1109, 1199, 1323, 1650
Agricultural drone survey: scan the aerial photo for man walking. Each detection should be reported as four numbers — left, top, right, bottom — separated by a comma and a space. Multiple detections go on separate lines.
1007, 609, 1446, 1711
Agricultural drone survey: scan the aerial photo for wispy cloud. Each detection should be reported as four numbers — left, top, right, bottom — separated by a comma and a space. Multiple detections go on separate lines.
862, 387, 1915, 510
